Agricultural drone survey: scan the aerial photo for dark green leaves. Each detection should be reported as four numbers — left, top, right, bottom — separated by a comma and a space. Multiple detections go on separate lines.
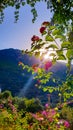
31, 8, 38, 23
22, 2, 25, 6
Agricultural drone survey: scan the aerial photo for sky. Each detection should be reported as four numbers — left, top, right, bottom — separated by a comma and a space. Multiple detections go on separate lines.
0, 2, 53, 50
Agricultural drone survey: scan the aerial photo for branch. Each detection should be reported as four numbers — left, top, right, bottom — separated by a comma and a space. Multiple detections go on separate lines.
58, 100, 73, 109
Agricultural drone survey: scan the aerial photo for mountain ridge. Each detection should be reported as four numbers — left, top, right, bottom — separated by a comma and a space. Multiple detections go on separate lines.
0, 48, 73, 104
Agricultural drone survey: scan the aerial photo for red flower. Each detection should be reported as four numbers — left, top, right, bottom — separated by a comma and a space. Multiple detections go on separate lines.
32, 64, 39, 72
42, 21, 50, 26
44, 61, 52, 70
31, 35, 40, 42
40, 27, 46, 33
18, 61, 23, 65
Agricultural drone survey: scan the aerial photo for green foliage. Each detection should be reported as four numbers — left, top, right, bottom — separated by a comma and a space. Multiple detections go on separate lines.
52, 29, 60, 35
0, 0, 73, 129
0, 0, 73, 30
20, 23, 73, 109
45, 35, 54, 41
1, 90, 12, 99
61, 41, 71, 48
0, 90, 72, 130
61, 106, 73, 127
17, 98, 43, 113
46, 44, 58, 49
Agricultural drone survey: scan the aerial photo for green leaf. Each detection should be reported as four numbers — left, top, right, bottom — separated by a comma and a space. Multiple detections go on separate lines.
52, 78, 56, 82
61, 41, 71, 48
52, 29, 60, 35
57, 55, 66, 60
66, 49, 73, 59
22, 2, 25, 6
43, 87, 48, 92
49, 88, 53, 93
49, 53, 56, 57
15, 4, 20, 9
49, 26, 56, 30
46, 44, 58, 49
57, 50, 63, 56
45, 35, 54, 41
23, 66, 25, 69
34, 44, 42, 49
55, 35, 64, 39
42, 31, 47, 35
57, 0, 61, 3
68, 31, 73, 42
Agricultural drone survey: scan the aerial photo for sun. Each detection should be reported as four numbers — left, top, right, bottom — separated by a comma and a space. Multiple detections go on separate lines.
44, 53, 49, 59
43, 48, 55, 61
39, 48, 56, 61
44, 52, 53, 60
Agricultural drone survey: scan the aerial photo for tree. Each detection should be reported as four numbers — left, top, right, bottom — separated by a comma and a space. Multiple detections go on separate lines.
0, 0, 73, 31
19, 21, 73, 107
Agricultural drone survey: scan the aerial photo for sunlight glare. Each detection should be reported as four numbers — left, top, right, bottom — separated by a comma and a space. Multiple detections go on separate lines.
44, 53, 53, 60
43, 48, 54, 60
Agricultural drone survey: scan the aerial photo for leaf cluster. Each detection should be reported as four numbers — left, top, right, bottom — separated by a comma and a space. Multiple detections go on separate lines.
0, 0, 73, 28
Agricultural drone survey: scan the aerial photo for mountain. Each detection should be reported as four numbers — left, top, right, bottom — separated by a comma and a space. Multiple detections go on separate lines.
0, 48, 39, 95
0, 48, 73, 104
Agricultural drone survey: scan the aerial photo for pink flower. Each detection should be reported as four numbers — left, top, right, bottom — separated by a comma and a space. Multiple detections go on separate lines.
64, 121, 70, 128
42, 110, 47, 116
44, 61, 52, 70
31, 113, 43, 121
0, 104, 4, 109
36, 117, 44, 121
31, 35, 40, 42
40, 27, 46, 33
45, 103, 49, 108
51, 109, 56, 116
49, 117, 53, 122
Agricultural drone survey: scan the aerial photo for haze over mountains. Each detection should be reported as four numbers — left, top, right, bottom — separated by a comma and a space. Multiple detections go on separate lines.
0, 48, 73, 104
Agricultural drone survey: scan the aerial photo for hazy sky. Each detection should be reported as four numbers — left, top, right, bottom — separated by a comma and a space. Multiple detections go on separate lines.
0, 2, 53, 50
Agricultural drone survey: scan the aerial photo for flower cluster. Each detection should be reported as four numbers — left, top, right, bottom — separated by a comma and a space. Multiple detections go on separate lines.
8, 100, 17, 114
31, 105, 70, 129
32, 61, 52, 73
40, 21, 50, 34
31, 35, 40, 42
40, 26, 46, 33
57, 120, 70, 128
32, 64, 39, 72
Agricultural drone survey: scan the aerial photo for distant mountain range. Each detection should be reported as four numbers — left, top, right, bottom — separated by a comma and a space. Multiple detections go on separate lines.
0, 48, 73, 104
